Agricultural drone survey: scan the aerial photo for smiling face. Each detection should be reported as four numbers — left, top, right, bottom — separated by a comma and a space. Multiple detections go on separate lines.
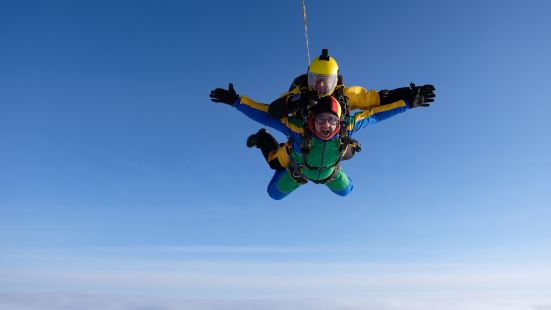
314, 112, 339, 140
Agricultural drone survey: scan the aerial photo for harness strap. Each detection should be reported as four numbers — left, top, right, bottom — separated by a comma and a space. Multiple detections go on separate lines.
311, 163, 341, 184
288, 161, 341, 185
288, 160, 308, 185
300, 128, 312, 170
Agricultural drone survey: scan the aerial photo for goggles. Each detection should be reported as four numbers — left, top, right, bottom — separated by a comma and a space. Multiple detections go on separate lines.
315, 114, 340, 125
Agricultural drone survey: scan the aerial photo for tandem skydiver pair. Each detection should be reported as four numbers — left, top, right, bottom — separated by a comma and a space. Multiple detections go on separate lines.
210, 49, 436, 200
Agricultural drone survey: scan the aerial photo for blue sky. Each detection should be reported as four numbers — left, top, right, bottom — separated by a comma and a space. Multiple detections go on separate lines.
1, 0, 551, 309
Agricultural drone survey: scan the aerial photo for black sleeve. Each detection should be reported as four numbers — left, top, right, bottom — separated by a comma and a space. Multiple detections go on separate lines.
378, 87, 413, 105
289, 74, 308, 91
269, 96, 294, 119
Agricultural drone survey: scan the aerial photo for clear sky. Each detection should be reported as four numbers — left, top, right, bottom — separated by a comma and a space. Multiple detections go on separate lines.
1, 0, 551, 309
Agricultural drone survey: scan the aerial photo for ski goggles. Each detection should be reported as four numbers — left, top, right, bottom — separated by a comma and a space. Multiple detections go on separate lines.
315, 114, 340, 125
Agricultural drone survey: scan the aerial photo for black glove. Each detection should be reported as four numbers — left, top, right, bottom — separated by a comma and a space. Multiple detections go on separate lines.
288, 90, 319, 112
379, 83, 436, 108
269, 90, 320, 119
409, 83, 436, 108
209, 83, 239, 105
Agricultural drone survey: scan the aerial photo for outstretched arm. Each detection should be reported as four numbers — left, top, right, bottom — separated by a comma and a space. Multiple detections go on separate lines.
348, 101, 409, 133
209, 83, 293, 136
344, 83, 435, 111
347, 83, 436, 133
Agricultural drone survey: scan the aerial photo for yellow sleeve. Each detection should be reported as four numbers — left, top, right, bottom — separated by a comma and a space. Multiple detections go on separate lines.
343, 86, 380, 110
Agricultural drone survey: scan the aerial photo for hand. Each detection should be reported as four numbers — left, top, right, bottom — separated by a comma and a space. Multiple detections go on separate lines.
289, 90, 319, 111
209, 83, 239, 105
409, 83, 436, 108
300, 90, 320, 108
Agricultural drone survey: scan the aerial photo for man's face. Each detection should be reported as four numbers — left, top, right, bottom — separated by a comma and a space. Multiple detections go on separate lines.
313, 77, 328, 94
308, 73, 338, 96
314, 112, 339, 140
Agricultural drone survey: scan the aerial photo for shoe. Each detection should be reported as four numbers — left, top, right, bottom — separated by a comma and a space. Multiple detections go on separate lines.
246, 134, 257, 148
246, 128, 267, 148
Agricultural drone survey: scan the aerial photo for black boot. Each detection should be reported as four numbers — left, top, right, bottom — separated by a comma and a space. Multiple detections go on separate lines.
246, 128, 267, 148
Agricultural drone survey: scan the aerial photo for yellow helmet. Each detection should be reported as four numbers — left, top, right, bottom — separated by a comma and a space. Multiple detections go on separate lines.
308, 49, 339, 96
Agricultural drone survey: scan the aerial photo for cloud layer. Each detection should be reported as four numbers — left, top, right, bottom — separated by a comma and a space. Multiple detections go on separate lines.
1, 292, 551, 310
2, 246, 551, 309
